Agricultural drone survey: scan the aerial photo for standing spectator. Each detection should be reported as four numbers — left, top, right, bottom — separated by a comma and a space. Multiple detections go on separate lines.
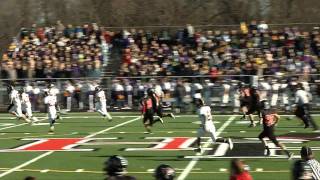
230, 159, 253, 180
174, 80, 186, 113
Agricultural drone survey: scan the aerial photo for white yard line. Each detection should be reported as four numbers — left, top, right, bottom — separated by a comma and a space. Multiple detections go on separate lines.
177, 116, 236, 180
0, 116, 141, 178
0, 117, 48, 131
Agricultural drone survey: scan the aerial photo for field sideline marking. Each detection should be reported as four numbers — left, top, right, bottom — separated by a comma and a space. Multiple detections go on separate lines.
177, 115, 236, 180
0, 167, 290, 174
0, 116, 141, 178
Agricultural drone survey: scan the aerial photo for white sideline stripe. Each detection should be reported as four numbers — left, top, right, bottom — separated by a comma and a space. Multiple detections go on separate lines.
184, 155, 301, 159
0, 116, 141, 178
0, 117, 47, 131
177, 116, 236, 180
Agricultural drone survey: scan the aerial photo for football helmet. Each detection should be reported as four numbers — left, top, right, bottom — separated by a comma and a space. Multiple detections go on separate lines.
154, 164, 175, 180
104, 155, 128, 176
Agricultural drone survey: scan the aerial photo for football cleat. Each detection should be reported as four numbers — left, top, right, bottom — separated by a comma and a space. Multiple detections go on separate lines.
169, 113, 175, 119
49, 126, 55, 134
194, 147, 201, 153
249, 122, 256, 127
264, 146, 271, 156
288, 152, 294, 160
158, 118, 164, 125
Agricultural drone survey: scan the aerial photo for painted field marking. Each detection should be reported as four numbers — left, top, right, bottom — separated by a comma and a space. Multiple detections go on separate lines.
184, 155, 301, 159
177, 116, 236, 180
0, 167, 290, 174
40, 169, 50, 173
0, 116, 141, 178
75, 169, 84, 172
0, 117, 48, 131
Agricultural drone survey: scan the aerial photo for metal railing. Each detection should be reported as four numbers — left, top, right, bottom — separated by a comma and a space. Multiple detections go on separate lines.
0, 75, 319, 113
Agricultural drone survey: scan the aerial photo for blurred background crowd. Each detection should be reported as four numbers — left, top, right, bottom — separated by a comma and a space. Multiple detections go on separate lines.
1, 21, 320, 112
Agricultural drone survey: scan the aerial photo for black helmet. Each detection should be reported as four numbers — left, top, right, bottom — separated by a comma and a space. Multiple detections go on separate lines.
147, 88, 155, 96
104, 155, 128, 176
7, 85, 14, 93
154, 164, 175, 180
95, 86, 101, 92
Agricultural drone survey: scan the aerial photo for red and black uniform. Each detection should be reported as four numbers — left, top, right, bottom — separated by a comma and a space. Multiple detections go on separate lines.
141, 97, 154, 125
246, 88, 261, 115
230, 171, 253, 180
258, 110, 279, 145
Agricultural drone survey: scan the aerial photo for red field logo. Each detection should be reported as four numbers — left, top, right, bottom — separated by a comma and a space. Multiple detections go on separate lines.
10, 138, 94, 152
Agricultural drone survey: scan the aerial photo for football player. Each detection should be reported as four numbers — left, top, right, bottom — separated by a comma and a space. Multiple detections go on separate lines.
44, 91, 58, 133
141, 94, 163, 134
104, 155, 137, 180
20, 88, 38, 123
239, 83, 256, 127
147, 88, 175, 122
154, 164, 175, 180
195, 98, 233, 152
7, 85, 30, 123
258, 100, 293, 159
95, 86, 112, 121
294, 83, 319, 131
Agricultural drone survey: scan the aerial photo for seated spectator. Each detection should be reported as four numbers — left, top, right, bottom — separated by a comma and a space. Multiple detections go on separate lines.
2, 22, 112, 80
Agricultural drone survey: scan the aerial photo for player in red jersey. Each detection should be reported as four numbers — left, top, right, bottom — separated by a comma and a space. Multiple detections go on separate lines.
230, 159, 253, 180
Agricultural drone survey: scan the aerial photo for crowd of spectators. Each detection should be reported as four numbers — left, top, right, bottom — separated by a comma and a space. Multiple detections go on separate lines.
1, 21, 112, 79
118, 21, 320, 82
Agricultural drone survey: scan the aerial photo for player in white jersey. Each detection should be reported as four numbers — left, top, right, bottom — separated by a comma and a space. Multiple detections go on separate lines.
20, 88, 38, 122
195, 98, 233, 152
95, 86, 112, 121
44, 92, 58, 133
7, 85, 30, 123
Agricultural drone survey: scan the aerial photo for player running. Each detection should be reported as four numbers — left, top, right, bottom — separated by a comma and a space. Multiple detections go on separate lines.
141, 94, 163, 134
147, 88, 175, 122
44, 91, 59, 133
20, 88, 38, 123
239, 84, 256, 127
95, 86, 112, 121
7, 85, 31, 123
195, 98, 233, 152
258, 100, 294, 159
294, 83, 319, 131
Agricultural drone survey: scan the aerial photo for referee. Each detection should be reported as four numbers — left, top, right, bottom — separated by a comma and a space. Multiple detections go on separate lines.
294, 83, 319, 131
293, 146, 320, 180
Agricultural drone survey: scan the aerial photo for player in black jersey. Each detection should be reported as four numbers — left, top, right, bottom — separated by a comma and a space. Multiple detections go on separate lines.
258, 101, 293, 159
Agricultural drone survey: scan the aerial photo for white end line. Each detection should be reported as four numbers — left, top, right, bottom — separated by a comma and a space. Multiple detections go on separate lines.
0, 116, 141, 178
177, 116, 236, 180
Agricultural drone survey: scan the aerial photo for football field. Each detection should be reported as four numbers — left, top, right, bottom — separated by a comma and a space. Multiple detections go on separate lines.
0, 112, 319, 180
